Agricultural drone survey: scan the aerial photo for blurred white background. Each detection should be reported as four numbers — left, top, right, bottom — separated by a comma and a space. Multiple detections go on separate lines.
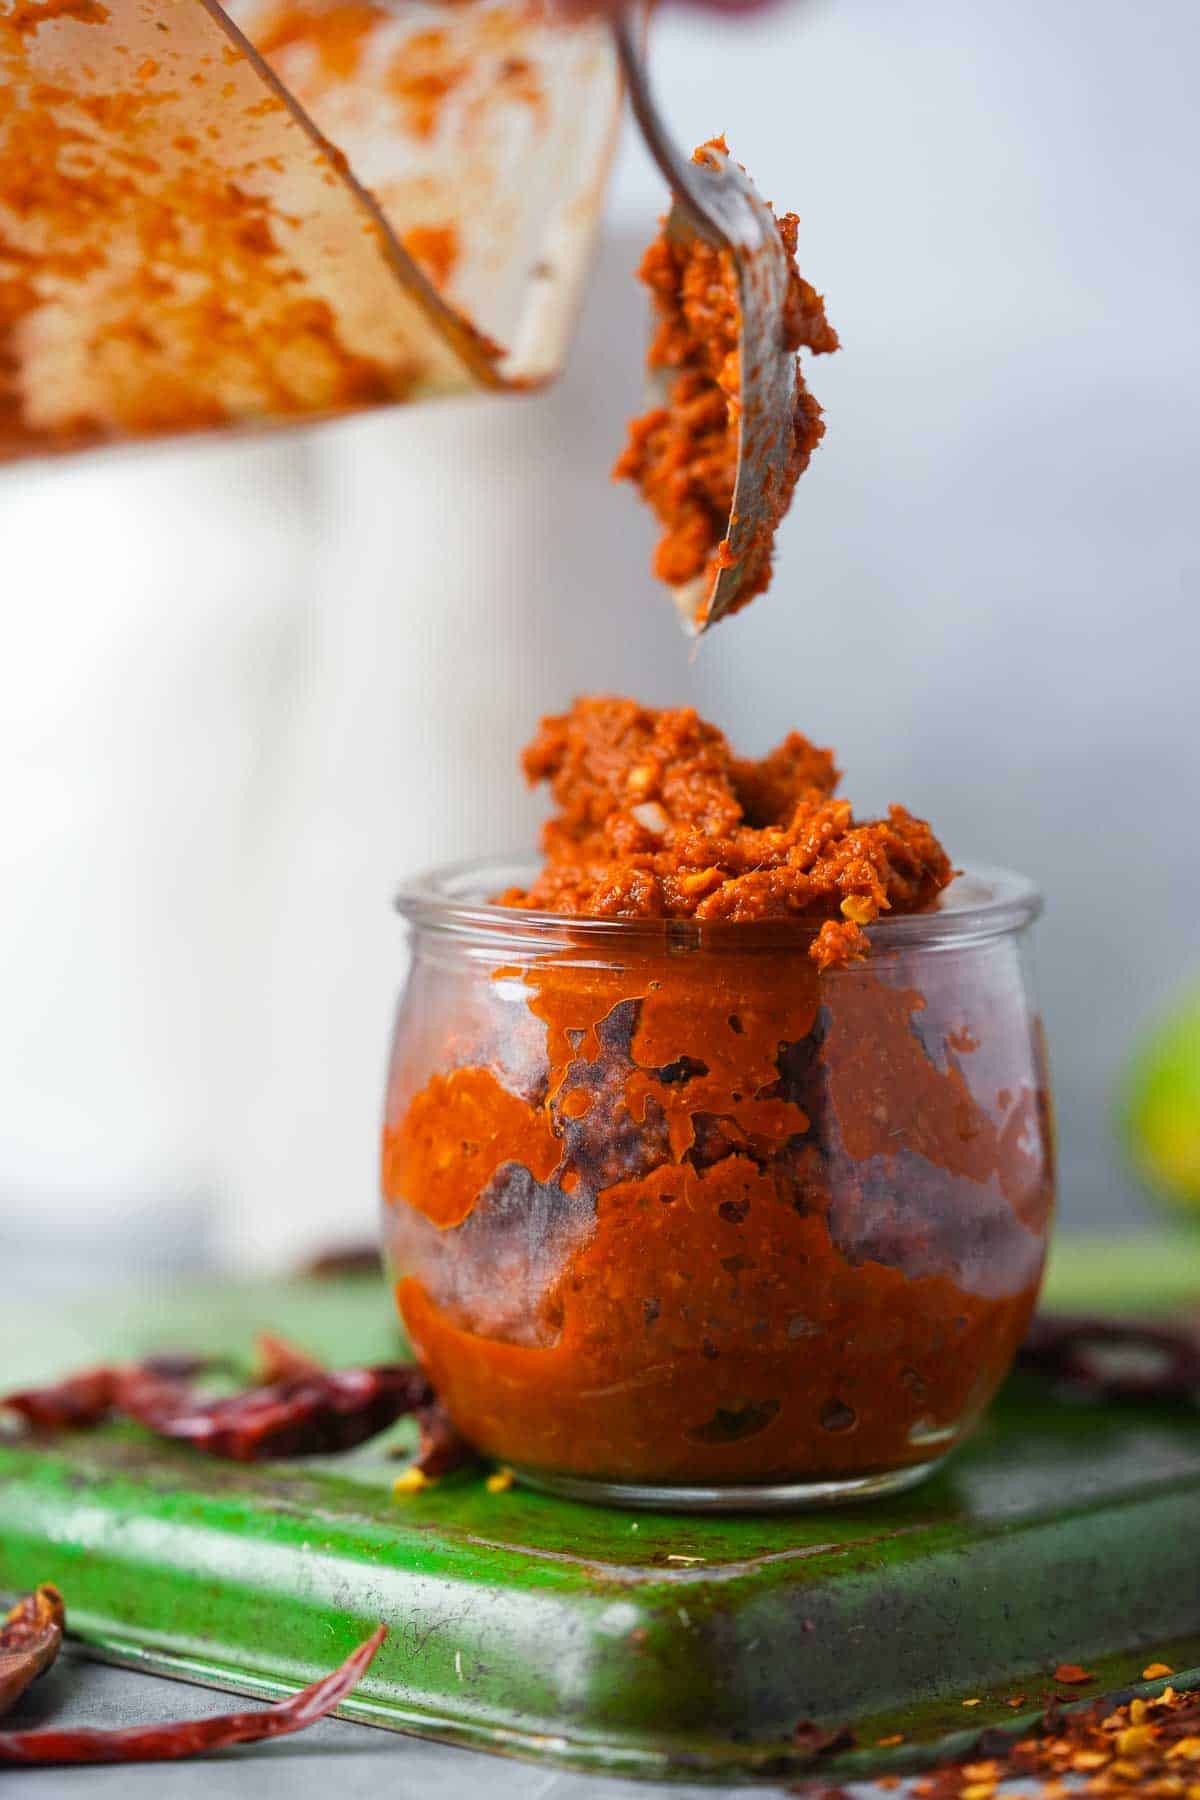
2, 0, 1196, 1279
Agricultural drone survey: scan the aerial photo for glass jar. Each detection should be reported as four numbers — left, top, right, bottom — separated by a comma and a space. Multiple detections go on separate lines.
381, 860, 1054, 1511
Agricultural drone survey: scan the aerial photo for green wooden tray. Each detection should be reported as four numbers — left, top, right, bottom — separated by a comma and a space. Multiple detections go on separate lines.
1, 1235, 1198, 1783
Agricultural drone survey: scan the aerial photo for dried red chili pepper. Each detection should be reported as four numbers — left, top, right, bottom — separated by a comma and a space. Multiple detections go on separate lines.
139, 1355, 227, 1382
1018, 1312, 1200, 1403
1, 1342, 487, 1475
248, 1340, 473, 1475
116, 1364, 437, 1460
0, 1623, 386, 1765
252, 1333, 328, 1384
412, 1398, 478, 1479
3, 1369, 119, 1431
0, 1587, 65, 1718
3, 1361, 437, 1461
1, 1359, 221, 1432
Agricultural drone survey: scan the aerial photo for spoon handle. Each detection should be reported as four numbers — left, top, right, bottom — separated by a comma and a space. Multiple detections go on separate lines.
612, 12, 720, 242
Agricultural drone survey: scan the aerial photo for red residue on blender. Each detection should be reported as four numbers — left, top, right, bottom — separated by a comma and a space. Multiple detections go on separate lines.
252, 0, 390, 80
386, 29, 470, 140
5, 0, 110, 31
402, 222, 460, 289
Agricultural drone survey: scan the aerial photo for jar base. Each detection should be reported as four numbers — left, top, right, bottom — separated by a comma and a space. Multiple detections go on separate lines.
509, 1458, 940, 1513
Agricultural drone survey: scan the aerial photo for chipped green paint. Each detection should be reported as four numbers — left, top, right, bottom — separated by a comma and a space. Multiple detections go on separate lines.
0, 1245, 1197, 1780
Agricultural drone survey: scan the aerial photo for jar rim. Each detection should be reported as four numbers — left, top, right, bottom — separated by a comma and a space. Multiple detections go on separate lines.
394, 858, 1042, 956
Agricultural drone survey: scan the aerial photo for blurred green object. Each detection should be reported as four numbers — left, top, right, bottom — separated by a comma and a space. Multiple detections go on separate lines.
1120, 983, 1200, 1223
1042, 1232, 1200, 1312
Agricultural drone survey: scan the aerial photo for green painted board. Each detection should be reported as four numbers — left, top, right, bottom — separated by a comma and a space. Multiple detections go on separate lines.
0, 1236, 1198, 1782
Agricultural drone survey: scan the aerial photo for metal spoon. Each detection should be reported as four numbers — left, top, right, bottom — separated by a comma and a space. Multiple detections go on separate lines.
613, 13, 798, 635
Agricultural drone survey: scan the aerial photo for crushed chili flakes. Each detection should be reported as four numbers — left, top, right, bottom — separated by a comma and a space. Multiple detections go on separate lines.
907, 1681, 1200, 1798
498, 696, 953, 967
1054, 1663, 1095, 1685
614, 138, 837, 619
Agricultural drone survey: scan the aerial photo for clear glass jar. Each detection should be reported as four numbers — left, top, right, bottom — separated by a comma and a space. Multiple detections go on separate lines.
381, 861, 1054, 1511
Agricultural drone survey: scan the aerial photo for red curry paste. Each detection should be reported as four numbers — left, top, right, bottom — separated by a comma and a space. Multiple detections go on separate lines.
382, 700, 1053, 1489
498, 695, 953, 970
614, 147, 838, 616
